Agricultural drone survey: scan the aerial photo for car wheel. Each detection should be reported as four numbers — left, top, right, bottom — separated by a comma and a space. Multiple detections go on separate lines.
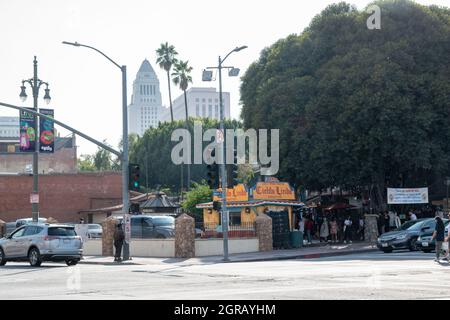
156, 234, 166, 239
0, 248, 6, 266
382, 249, 393, 253
66, 259, 79, 266
28, 248, 42, 267
408, 238, 418, 251
422, 249, 432, 253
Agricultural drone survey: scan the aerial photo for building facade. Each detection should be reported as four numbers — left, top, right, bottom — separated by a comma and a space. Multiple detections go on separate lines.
165, 87, 230, 122
0, 116, 77, 174
128, 59, 166, 136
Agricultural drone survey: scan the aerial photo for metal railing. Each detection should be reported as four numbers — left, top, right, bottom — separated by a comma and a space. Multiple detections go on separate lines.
195, 222, 256, 239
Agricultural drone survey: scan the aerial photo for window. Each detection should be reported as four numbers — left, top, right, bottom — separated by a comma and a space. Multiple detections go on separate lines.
11, 227, 25, 239
196, 104, 200, 116
215, 105, 219, 118
229, 212, 241, 225
140, 85, 143, 95
48, 227, 76, 236
202, 105, 206, 116
208, 98, 212, 103
208, 105, 212, 118
24, 226, 40, 236
195, 98, 199, 102
202, 98, 206, 102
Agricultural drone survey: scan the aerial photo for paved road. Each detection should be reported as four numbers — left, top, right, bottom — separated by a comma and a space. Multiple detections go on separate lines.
1, 251, 450, 299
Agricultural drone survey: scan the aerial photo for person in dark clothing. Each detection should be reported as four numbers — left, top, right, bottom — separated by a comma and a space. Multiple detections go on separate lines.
114, 223, 125, 262
383, 212, 390, 233
431, 216, 445, 262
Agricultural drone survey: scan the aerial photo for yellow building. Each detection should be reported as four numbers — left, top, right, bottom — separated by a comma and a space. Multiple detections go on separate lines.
196, 182, 305, 231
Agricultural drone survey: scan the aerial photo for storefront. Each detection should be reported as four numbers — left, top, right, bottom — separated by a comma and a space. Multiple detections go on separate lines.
197, 182, 304, 231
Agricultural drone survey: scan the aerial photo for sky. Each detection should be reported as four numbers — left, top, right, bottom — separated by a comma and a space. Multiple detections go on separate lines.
0, 0, 448, 155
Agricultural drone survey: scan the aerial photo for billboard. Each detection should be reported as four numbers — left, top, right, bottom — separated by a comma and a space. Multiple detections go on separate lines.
39, 108, 55, 153
252, 182, 296, 200
19, 108, 37, 152
387, 188, 429, 204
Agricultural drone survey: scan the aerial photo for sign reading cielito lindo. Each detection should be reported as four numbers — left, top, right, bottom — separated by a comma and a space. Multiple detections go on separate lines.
387, 188, 429, 204
253, 182, 295, 200
213, 184, 248, 202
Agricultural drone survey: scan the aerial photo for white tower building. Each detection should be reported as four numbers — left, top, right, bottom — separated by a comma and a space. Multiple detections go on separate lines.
128, 59, 164, 136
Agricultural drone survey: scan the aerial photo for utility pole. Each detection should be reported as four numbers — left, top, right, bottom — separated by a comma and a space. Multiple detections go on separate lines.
19, 56, 52, 222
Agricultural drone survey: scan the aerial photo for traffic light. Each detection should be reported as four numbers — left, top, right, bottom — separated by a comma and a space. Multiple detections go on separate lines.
129, 163, 140, 191
226, 149, 239, 189
206, 149, 219, 189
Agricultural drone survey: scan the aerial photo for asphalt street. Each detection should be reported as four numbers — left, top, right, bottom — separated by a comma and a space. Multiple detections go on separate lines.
1, 250, 450, 299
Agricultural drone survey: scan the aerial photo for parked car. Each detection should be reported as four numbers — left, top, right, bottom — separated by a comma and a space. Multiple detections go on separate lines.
417, 222, 449, 253
0, 223, 83, 267
15, 217, 47, 228
87, 224, 103, 239
377, 219, 428, 253
116, 215, 175, 239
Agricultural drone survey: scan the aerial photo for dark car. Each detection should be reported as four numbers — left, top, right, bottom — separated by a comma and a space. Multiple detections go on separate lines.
118, 216, 175, 239
417, 221, 449, 253
377, 219, 428, 253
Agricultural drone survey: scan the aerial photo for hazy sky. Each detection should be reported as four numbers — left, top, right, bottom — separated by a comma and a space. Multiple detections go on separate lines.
0, 0, 447, 155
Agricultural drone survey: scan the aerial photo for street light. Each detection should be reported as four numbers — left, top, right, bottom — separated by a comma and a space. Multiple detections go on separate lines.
63, 40, 130, 260
19, 56, 51, 222
203, 45, 247, 261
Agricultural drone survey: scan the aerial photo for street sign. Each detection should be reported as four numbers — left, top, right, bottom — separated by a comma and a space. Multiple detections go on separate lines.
30, 193, 39, 204
123, 214, 131, 244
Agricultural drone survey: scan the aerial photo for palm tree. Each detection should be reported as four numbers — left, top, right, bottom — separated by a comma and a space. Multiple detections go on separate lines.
172, 60, 193, 191
156, 42, 178, 122
172, 60, 193, 121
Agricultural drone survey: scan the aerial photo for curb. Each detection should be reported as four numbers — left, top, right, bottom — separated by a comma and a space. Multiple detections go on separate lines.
228, 247, 378, 263
79, 259, 142, 266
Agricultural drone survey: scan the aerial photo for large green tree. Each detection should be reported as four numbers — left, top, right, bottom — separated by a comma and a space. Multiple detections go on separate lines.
240, 0, 450, 207
129, 118, 242, 192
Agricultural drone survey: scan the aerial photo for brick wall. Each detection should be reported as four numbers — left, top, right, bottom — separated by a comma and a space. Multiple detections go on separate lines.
0, 172, 121, 223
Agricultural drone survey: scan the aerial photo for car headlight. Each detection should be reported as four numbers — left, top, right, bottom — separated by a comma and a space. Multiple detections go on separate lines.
396, 234, 408, 240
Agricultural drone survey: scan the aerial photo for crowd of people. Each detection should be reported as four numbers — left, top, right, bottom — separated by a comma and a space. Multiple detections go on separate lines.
296, 211, 365, 244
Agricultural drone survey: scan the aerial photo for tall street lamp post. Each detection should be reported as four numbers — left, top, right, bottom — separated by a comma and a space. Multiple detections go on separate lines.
62, 41, 130, 260
19, 56, 52, 222
203, 46, 247, 261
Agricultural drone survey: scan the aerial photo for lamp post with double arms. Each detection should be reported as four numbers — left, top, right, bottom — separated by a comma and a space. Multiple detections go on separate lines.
62, 41, 130, 260
203, 46, 247, 261
19, 56, 52, 222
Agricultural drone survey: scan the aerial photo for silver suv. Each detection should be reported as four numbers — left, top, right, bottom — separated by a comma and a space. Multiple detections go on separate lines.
0, 224, 83, 267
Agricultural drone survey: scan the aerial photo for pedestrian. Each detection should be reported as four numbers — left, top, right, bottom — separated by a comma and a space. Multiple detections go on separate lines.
330, 217, 338, 243
409, 211, 418, 221
113, 222, 125, 262
358, 216, 365, 241
388, 211, 396, 231
344, 216, 352, 244
431, 216, 445, 262
305, 217, 314, 244
320, 217, 330, 242
79, 218, 85, 224
383, 212, 390, 234
394, 212, 402, 229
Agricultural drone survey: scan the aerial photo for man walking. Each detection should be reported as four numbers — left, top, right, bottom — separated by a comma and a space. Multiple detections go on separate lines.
431, 216, 445, 262
114, 222, 125, 262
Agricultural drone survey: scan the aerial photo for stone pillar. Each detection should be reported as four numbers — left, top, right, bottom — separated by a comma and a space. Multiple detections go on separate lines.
175, 214, 195, 258
102, 217, 117, 256
364, 214, 379, 243
255, 213, 273, 252
0, 219, 5, 238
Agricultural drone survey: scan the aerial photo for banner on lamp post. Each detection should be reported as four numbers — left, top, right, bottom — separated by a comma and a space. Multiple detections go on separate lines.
39, 108, 54, 153
19, 108, 37, 152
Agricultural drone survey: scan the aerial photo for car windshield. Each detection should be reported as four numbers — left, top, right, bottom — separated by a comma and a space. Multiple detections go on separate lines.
88, 225, 101, 230
48, 227, 76, 236
151, 217, 174, 226
397, 220, 418, 230
406, 220, 429, 231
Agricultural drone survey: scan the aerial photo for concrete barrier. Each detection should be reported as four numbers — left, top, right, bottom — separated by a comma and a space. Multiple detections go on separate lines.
195, 238, 259, 257
82, 239, 102, 256
130, 239, 175, 258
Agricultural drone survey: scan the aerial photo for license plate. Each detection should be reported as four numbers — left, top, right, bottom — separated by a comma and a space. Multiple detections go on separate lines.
63, 239, 70, 244
382, 243, 388, 247
422, 242, 429, 247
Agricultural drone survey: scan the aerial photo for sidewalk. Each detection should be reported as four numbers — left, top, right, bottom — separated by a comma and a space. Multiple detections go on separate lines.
80, 242, 378, 266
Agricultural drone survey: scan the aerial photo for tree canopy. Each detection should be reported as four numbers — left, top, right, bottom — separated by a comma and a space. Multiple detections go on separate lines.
240, 0, 450, 203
